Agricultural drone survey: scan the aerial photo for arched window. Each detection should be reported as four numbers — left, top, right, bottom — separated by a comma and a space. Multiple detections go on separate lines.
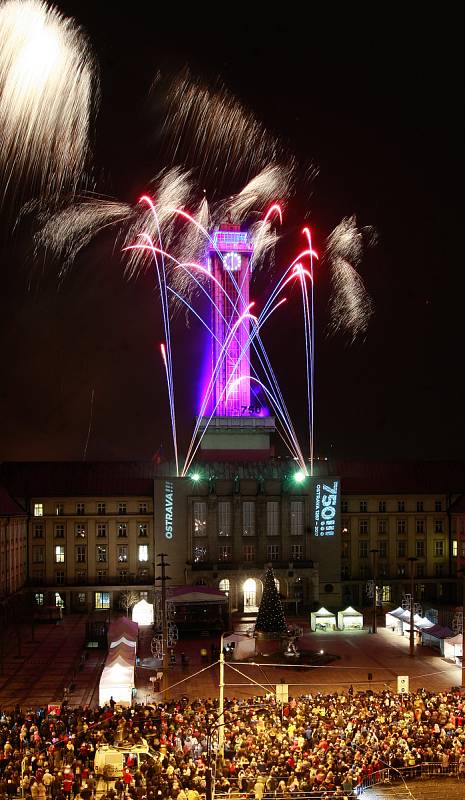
243, 578, 257, 610
219, 578, 230, 596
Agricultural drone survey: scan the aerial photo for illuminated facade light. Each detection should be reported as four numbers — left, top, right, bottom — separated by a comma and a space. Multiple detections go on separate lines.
294, 471, 306, 483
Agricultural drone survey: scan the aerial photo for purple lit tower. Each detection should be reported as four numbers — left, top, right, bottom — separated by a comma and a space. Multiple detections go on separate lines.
199, 224, 275, 459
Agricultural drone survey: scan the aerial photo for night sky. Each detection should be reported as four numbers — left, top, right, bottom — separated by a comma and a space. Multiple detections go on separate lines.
0, 5, 462, 463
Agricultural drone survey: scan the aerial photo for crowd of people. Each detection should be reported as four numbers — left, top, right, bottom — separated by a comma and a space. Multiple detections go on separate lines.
1, 688, 465, 800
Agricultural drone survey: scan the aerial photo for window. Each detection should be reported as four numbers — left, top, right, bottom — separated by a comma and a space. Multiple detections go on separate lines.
76, 503, 85, 515
359, 541, 368, 558
434, 519, 444, 533
97, 502, 106, 514
55, 545, 65, 563
119, 570, 128, 582
243, 544, 255, 562
55, 503, 64, 515
77, 593, 86, 605
76, 546, 86, 563
416, 519, 425, 534
382, 585, 392, 602
435, 500, 442, 512
359, 520, 369, 534
97, 523, 107, 538
416, 563, 425, 577
359, 565, 369, 579
341, 565, 350, 579
378, 519, 388, 534
218, 501, 232, 537
193, 545, 207, 563
97, 570, 107, 583
76, 571, 87, 583
379, 500, 386, 513
267, 501, 280, 536
138, 523, 148, 537
290, 501, 304, 536
117, 545, 128, 563
95, 592, 110, 610
378, 540, 388, 559
32, 546, 44, 563
434, 540, 444, 557
34, 593, 44, 606
435, 563, 444, 577
416, 501, 424, 512
452, 540, 458, 557
341, 540, 350, 559
398, 500, 405, 512
267, 544, 280, 561
397, 540, 406, 558
342, 518, 350, 533
33, 524, 44, 538
193, 501, 207, 537
219, 578, 229, 596
97, 546, 107, 563
33, 503, 43, 517
139, 502, 148, 514
118, 502, 127, 515
291, 544, 304, 561
416, 540, 425, 558
56, 571, 65, 585
360, 500, 368, 513
75, 524, 86, 538
118, 523, 128, 538
55, 524, 65, 538
341, 500, 348, 513
397, 565, 406, 576
397, 519, 407, 534
218, 545, 232, 561
242, 501, 256, 536
138, 545, 148, 562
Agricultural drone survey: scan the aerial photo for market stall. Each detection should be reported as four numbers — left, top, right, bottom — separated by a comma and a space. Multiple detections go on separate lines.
310, 606, 336, 631
337, 606, 363, 630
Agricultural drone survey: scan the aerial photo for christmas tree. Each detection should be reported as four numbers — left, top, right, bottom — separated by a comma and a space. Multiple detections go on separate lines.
254, 566, 287, 634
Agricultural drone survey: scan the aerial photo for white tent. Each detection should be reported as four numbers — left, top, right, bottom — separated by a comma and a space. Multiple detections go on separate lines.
385, 607, 404, 631
110, 635, 137, 649
400, 610, 434, 633
132, 599, 154, 626
99, 642, 136, 706
444, 634, 463, 662
223, 633, 255, 661
337, 606, 363, 630
421, 624, 453, 653
311, 606, 336, 631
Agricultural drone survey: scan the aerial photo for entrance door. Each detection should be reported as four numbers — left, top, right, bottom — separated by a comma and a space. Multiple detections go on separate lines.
243, 578, 258, 613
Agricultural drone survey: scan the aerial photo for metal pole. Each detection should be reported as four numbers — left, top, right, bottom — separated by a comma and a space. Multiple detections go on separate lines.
370, 549, 378, 634
218, 633, 225, 758
156, 553, 171, 696
408, 557, 417, 658
459, 569, 465, 689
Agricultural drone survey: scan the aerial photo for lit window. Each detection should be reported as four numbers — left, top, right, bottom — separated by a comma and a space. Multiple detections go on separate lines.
267, 501, 280, 536
242, 502, 255, 536
138, 523, 148, 537
218, 545, 232, 561
219, 578, 230, 596
34, 593, 44, 606
193, 501, 207, 537
118, 546, 128, 563
75, 524, 86, 538
55, 504, 64, 515
138, 545, 148, 562
55, 524, 65, 538
77, 593, 86, 605
118, 523, 128, 538
290, 501, 304, 536
55, 545, 65, 563
76, 503, 85, 515
291, 544, 304, 560
193, 545, 207, 562
453, 540, 458, 557
34, 503, 43, 517
382, 585, 392, 602
218, 501, 232, 537
139, 502, 148, 514
96, 523, 107, 538
97, 546, 107, 563
95, 592, 110, 610
118, 502, 127, 515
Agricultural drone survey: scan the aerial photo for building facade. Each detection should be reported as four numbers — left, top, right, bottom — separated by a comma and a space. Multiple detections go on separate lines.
0, 486, 27, 600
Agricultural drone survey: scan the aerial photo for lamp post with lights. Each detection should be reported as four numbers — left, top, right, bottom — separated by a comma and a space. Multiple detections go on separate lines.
407, 556, 418, 658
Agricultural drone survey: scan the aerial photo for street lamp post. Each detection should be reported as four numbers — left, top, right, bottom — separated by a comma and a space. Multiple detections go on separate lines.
458, 568, 465, 689
218, 632, 225, 758
155, 553, 171, 696
370, 549, 379, 634
408, 556, 418, 658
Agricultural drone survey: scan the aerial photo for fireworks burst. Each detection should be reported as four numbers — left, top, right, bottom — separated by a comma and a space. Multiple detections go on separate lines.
326, 215, 375, 342
0, 0, 98, 207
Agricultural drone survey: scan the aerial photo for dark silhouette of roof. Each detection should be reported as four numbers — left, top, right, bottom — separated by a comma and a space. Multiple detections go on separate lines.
0, 485, 26, 515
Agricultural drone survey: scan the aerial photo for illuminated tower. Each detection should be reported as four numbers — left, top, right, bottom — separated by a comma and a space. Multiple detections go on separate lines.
210, 224, 253, 416
199, 223, 275, 458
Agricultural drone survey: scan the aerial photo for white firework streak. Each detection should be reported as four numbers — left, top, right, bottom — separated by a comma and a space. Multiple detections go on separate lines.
0, 0, 98, 205
326, 215, 374, 341
219, 164, 294, 222
32, 197, 134, 278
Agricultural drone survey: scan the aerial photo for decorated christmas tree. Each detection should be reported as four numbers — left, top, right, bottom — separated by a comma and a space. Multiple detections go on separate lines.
254, 566, 288, 634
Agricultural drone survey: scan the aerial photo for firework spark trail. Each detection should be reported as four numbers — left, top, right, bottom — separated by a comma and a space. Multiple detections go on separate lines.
0, 0, 98, 206
158, 70, 295, 190
31, 197, 134, 277
218, 165, 293, 224
326, 215, 374, 341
